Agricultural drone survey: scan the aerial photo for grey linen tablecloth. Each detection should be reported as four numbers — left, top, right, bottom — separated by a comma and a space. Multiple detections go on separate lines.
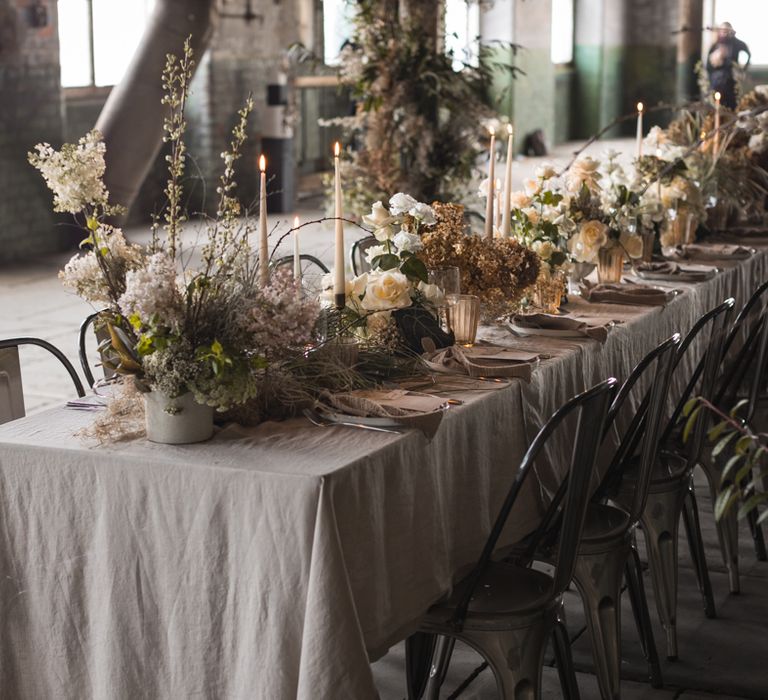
0, 246, 766, 699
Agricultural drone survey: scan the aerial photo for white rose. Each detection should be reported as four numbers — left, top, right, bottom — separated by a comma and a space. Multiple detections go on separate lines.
409, 202, 436, 225
364, 244, 387, 264
510, 191, 532, 209
361, 271, 413, 311
478, 178, 490, 199
620, 232, 644, 259
523, 177, 542, 196
362, 201, 397, 241
366, 310, 392, 334
418, 281, 445, 305
393, 229, 423, 253
566, 156, 602, 193
320, 273, 367, 306
523, 207, 540, 225
579, 219, 609, 250
532, 240, 555, 261
535, 164, 557, 180
389, 192, 418, 216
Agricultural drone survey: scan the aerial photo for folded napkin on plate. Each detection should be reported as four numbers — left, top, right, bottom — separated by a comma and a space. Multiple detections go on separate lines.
672, 243, 753, 260
508, 313, 609, 343
580, 281, 674, 306
634, 261, 718, 282
319, 389, 444, 438
422, 344, 540, 382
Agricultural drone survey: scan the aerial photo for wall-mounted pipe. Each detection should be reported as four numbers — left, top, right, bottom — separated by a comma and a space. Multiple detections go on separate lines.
95, 0, 217, 214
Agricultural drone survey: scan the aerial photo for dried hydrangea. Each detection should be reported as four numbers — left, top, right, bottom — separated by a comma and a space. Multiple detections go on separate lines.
28, 130, 110, 213
419, 202, 540, 318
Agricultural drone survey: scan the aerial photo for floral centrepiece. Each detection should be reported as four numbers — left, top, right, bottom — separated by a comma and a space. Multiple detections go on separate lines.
324, 193, 448, 353
30, 40, 324, 440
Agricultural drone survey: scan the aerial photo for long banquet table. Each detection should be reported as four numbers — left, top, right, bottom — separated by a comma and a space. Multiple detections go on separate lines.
0, 241, 766, 699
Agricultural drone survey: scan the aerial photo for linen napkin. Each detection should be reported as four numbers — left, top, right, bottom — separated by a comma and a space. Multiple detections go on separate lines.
508, 313, 610, 343
634, 261, 718, 282
672, 243, 753, 260
319, 390, 445, 438
422, 344, 541, 382
580, 281, 675, 306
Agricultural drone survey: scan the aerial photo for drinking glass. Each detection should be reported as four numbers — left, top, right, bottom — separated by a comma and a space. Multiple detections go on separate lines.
448, 295, 480, 346
428, 266, 461, 330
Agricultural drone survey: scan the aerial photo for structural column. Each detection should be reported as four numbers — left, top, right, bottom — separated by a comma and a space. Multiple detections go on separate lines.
676, 0, 704, 103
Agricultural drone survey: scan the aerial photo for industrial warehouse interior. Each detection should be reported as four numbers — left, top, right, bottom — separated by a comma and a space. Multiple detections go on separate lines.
1, 1, 768, 698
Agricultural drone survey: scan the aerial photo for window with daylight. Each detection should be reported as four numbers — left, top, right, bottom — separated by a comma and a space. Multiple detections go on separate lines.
550, 0, 574, 65
323, 0, 355, 65
712, 0, 768, 65
445, 0, 480, 70
59, 0, 156, 88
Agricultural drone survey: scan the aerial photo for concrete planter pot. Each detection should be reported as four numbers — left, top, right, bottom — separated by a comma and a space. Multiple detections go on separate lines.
144, 391, 214, 445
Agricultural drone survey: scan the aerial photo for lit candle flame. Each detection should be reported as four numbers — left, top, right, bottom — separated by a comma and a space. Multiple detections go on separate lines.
656, 147, 662, 158
506, 124, 513, 136
637, 101, 644, 113
259, 154, 266, 172
293, 215, 300, 228
700, 129, 707, 140
488, 126, 495, 136
495, 178, 501, 188
714, 91, 721, 102
334, 142, 341, 157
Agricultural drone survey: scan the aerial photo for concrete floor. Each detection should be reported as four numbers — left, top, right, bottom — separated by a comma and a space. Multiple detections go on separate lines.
2, 137, 767, 697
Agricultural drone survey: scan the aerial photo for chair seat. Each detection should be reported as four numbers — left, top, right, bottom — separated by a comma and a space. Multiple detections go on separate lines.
422, 561, 556, 632
621, 449, 688, 486
580, 503, 632, 546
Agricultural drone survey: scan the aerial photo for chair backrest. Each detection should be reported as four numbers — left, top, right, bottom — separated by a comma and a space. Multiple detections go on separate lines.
596, 334, 681, 522
79, 310, 112, 389
746, 304, 768, 426
271, 254, 329, 299
0, 338, 85, 425
0, 347, 24, 424
714, 280, 768, 406
350, 236, 379, 277
658, 299, 734, 475
450, 377, 617, 629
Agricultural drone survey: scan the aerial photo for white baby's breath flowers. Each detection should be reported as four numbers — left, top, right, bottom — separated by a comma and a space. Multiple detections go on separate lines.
119, 252, 183, 329
28, 130, 110, 213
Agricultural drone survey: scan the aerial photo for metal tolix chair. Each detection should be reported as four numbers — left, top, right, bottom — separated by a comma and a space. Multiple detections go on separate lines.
698, 281, 768, 593
410, 378, 617, 700
350, 235, 379, 276
615, 298, 735, 661
271, 253, 329, 300
0, 337, 85, 425
573, 333, 680, 698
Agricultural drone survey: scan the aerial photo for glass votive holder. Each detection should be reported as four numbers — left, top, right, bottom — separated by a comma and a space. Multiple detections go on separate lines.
640, 230, 656, 263
448, 294, 480, 346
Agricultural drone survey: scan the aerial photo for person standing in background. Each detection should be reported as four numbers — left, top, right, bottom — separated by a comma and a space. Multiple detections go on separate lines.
707, 21, 751, 109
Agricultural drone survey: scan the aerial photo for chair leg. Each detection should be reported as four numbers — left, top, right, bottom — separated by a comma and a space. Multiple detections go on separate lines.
552, 605, 581, 700
624, 544, 663, 689
406, 632, 437, 700
699, 457, 741, 593
456, 616, 554, 700
424, 634, 454, 700
681, 483, 717, 619
746, 505, 768, 561
572, 543, 628, 700
638, 484, 685, 660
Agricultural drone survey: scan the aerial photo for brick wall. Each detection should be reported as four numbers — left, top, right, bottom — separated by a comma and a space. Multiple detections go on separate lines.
0, 0, 65, 262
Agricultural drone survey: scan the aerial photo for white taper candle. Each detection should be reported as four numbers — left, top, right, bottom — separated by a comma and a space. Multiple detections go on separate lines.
333, 142, 345, 308
484, 127, 496, 240
501, 124, 514, 237
258, 154, 269, 286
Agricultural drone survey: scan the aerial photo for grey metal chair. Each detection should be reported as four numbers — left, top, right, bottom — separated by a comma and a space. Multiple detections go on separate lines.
698, 281, 768, 593
350, 235, 379, 276
271, 253, 329, 299
615, 298, 735, 660
414, 378, 617, 700
78, 310, 111, 389
0, 337, 85, 425
573, 334, 680, 698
